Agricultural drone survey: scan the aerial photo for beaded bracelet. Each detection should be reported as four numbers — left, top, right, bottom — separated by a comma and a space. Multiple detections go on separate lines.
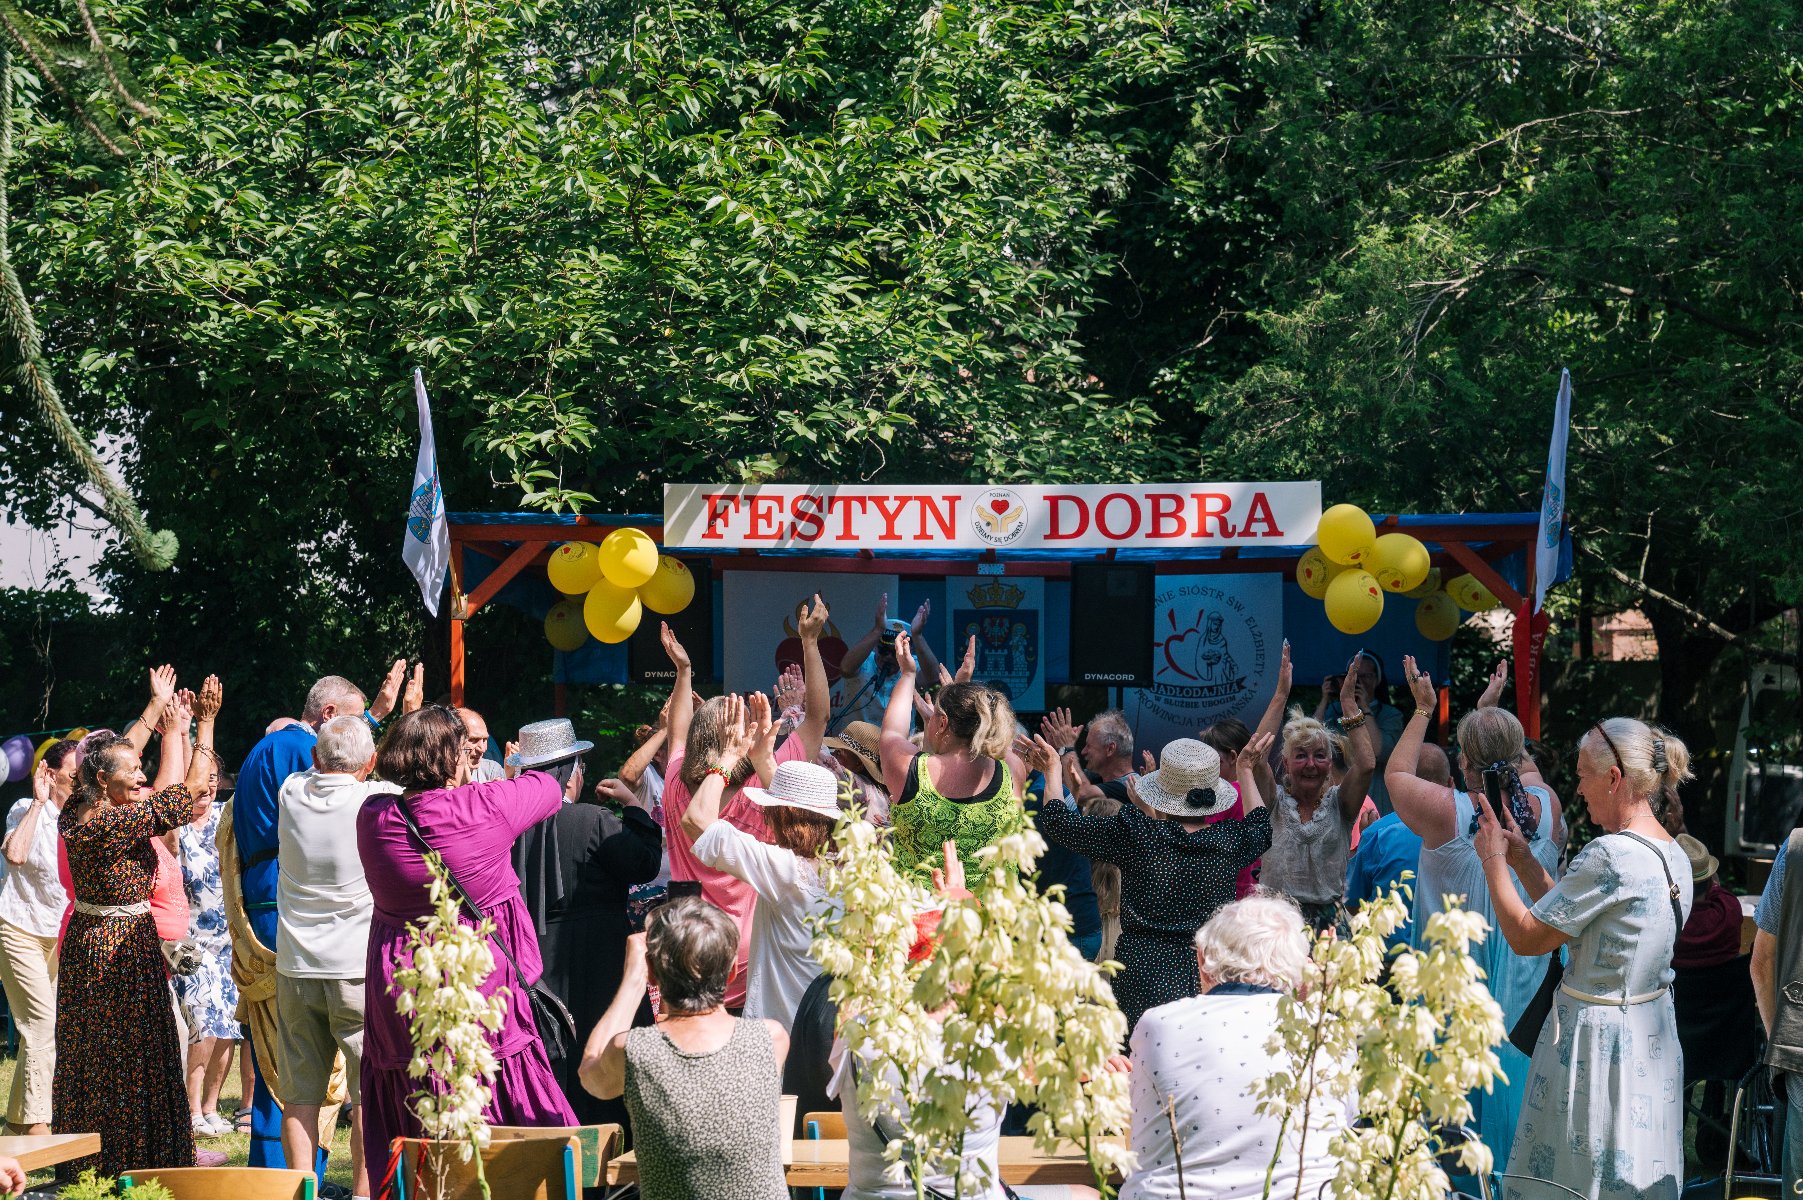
702, 766, 732, 783
1412, 707, 1434, 720
1340, 712, 1367, 730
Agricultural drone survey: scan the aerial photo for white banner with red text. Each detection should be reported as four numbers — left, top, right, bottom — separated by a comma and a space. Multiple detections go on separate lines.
664, 483, 1322, 552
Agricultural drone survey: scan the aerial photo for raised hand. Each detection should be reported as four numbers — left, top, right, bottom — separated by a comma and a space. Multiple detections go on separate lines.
30, 760, 51, 805
1477, 659, 1510, 710
748, 691, 778, 758
1236, 731, 1275, 780
910, 598, 932, 634
148, 664, 177, 706
1402, 654, 1437, 712
1277, 639, 1292, 693
504, 740, 521, 779
872, 591, 889, 632
196, 675, 223, 721
797, 593, 829, 640
892, 631, 918, 678
1011, 733, 1058, 778
1339, 669, 1361, 717
954, 635, 977, 683
773, 664, 805, 714
931, 839, 966, 897
370, 658, 407, 721
402, 662, 426, 714
1139, 749, 1157, 776
660, 621, 691, 672
712, 694, 756, 769
1040, 707, 1081, 751
175, 688, 197, 728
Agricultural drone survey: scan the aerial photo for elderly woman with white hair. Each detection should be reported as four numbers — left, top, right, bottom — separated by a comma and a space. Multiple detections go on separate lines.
1120, 893, 1349, 1200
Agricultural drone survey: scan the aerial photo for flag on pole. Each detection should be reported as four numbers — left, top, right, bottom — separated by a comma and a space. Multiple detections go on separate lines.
1514, 368, 1571, 735
1533, 368, 1572, 614
402, 369, 450, 616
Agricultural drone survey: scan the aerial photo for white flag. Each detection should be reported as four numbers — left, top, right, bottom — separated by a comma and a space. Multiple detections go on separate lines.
1533, 368, 1571, 613
402, 369, 450, 616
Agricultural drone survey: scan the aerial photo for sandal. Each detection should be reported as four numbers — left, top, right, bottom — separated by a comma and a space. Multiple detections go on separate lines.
231, 1109, 253, 1134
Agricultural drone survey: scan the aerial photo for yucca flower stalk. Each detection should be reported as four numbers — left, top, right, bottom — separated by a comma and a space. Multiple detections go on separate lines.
390, 851, 510, 1197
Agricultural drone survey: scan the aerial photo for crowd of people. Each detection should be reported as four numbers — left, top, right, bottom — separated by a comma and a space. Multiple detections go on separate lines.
0, 589, 1714, 1200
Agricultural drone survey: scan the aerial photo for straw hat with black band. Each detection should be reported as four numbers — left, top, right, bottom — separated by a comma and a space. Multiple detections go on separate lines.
1132, 739, 1235, 819
823, 720, 883, 780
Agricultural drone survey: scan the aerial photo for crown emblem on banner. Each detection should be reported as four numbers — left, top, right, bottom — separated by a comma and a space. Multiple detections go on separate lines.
966, 580, 1027, 609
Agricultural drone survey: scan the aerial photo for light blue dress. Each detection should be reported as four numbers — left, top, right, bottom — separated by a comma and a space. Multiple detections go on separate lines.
1506, 833, 1692, 1200
1413, 787, 1562, 1172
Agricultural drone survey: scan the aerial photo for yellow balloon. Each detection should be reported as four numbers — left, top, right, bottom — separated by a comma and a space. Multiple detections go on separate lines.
31, 738, 59, 772
1316, 504, 1377, 567
546, 542, 602, 595
544, 599, 588, 651
1324, 569, 1385, 635
1370, 532, 1431, 594
1295, 546, 1345, 601
1403, 566, 1443, 600
1447, 573, 1500, 613
1415, 591, 1461, 641
639, 555, 696, 615
599, 528, 658, 590
584, 578, 643, 644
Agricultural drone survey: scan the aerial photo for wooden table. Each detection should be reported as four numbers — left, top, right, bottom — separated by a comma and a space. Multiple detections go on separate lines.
0, 1132, 101, 1172
607, 1136, 1112, 1188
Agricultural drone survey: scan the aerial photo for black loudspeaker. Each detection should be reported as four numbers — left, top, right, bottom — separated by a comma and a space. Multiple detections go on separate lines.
1069, 563, 1155, 687
627, 561, 713, 684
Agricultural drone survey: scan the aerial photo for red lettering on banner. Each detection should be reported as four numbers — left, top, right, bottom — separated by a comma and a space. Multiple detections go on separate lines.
1240, 490, 1282, 538
702, 494, 740, 540
1194, 493, 1235, 538
870, 495, 911, 541
1045, 495, 1088, 540
828, 495, 869, 539
1148, 493, 1185, 539
791, 494, 826, 541
919, 495, 959, 541
1096, 492, 1142, 541
747, 496, 783, 540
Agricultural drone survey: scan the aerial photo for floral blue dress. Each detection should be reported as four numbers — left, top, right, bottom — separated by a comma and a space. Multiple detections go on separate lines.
174, 804, 241, 1041
1505, 833, 1692, 1200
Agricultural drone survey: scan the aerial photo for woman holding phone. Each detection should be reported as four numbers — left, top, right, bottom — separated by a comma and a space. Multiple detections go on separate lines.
1383, 656, 1563, 1180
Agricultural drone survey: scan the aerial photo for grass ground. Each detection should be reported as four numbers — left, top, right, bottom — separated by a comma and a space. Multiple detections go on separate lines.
0, 1051, 356, 1193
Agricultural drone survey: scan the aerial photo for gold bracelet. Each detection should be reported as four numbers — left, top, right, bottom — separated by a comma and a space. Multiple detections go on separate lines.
1412, 707, 1433, 720
1339, 711, 1367, 730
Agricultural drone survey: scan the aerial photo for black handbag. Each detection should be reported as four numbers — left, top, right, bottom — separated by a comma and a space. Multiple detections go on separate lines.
392, 795, 581, 1063
1506, 830, 1685, 1056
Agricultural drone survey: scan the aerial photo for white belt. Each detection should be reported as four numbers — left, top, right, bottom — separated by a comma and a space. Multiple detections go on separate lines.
1549, 981, 1668, 1046
73, 900, 150, 918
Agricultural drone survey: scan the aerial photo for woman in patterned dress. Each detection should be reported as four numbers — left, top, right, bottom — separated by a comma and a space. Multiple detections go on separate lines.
56, 684, 217, 1179
176, 792, 242, 1137
1474, 717, 1693, 1200
877, 632, 1027, 884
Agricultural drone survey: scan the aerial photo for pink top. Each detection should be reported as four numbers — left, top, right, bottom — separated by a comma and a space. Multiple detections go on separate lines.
1203, 782, 1257, 900
662, 734, 808, 1007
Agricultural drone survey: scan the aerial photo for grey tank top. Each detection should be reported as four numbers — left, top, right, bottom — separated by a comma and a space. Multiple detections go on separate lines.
624, 1017, 788, 1200
1260, 785, 1352, 905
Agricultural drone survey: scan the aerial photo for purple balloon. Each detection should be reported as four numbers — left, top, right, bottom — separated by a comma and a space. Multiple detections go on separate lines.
1, 736, 30, 785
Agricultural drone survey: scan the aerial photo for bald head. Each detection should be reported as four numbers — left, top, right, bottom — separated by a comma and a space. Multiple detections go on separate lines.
454, 708, 490, 769
1415, 743, 1453, 789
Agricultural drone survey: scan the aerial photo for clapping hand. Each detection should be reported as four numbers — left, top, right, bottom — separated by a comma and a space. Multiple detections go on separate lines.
1338, 669, 1361, 719
1011, 732, 1059, 778
660, 621, 691, 672
712, 694, 756, 770
1040, 707, 1081, 753
196, 675, 223, 721
773, 664, 805, 715
748, 691, 778, 760
1139, 749, 1157, 776
1477, 659, 1510, 710
148, 664, 176, 707
910, 598, 931, 635
892, 631, 918, 678
402, 662, 426, 714
1236, 731, 1274, 780
931, 839, 966, 897
370, 659, 407, 721
954, 635, 977, 683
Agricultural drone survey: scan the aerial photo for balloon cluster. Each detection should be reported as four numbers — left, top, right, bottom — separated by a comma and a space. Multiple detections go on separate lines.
1296, 504, 1461, 638
0, 728, 87, 785
543, 530, 695, 651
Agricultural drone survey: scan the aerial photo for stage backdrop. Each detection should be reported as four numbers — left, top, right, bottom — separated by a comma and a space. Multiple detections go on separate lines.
1123, 574, 1283, 753
721, 571, 902, 709
945, 576, 1046, 712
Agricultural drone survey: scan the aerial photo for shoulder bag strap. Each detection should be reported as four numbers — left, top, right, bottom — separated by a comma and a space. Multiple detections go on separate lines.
1615, 830, 1685, 933
392, 792, 534, 995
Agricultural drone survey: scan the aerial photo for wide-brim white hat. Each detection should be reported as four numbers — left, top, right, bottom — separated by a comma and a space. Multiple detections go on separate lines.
508, 718, 594, 769
742, 760, 844, 819
1136, 739, 1231, 818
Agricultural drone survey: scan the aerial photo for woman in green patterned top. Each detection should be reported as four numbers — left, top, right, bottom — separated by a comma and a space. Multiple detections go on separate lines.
878, 631, 1028, 883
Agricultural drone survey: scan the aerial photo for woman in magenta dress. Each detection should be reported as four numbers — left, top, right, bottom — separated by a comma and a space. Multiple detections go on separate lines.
357, 706, 577, 1173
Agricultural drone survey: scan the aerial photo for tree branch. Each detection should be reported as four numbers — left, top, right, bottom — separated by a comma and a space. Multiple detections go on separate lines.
1577, 540, 1800, 668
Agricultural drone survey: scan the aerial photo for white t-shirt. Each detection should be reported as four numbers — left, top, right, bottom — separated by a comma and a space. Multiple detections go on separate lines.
690, 820, 833, 1028
471, 757, 506, 783
1122, 990, 1350, 1200
0, 799, 66, 938
276, 769, 400, 978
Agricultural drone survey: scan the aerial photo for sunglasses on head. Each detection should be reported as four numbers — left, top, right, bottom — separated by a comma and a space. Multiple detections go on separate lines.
1590, 722, 1627, 777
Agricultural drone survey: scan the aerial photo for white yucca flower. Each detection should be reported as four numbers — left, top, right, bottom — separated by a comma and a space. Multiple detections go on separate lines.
391, 851, 508, 1195
1253, 876, 1507, 1200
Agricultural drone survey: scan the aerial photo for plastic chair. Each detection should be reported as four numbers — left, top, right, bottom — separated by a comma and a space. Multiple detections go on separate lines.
388, 1134, 580, 1200
119, 1167, 316, 1199
490, 1123, 619, 1191
802, 1110, 848, 1200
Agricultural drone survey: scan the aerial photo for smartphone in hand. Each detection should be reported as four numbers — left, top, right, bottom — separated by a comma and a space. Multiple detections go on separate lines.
1482, 766, 1506, 817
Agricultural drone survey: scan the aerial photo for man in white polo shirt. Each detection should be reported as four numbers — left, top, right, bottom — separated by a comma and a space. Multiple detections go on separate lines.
275, 715, 398, 1200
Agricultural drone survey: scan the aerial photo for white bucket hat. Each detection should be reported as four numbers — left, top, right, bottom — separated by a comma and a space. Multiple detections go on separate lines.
1135, 739, 1232, 818
507, 718, 594, 769
742, 760, 844, 819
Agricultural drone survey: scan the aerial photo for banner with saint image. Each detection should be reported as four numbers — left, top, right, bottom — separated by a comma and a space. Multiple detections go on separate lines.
1123, 574, 1282, 756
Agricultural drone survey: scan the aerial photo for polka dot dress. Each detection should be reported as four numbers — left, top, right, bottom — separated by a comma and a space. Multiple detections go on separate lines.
1038, 802, 1272, 1033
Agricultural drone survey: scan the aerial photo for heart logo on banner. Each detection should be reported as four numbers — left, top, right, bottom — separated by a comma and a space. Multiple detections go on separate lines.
989, 498, 1011, 515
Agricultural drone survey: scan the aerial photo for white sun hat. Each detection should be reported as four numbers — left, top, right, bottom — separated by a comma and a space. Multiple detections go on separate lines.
1135, 738, 1233, 818
742, 760, 844, 819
